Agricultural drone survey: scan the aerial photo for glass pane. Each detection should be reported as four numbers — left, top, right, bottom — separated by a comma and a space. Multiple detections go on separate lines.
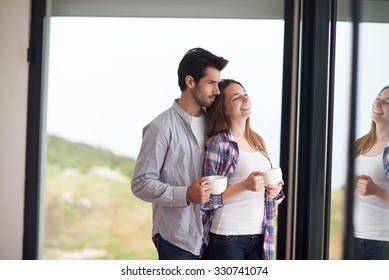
330, 0, 353, 260
352, 19, 389, 260
43, 17, 285, 259
331, 1, 389, 260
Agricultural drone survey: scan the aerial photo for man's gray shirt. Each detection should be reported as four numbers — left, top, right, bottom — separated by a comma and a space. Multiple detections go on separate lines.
131, 100, 205, 256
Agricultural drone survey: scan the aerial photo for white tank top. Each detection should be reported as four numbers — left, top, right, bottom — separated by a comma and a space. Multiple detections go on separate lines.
354, 152, 389, 241
210, 149, 271, 235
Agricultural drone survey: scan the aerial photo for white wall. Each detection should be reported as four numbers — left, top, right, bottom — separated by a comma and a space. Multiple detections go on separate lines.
0, 0, 30, 259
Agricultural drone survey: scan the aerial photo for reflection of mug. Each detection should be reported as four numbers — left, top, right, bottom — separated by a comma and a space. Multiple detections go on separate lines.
264, 167, 282, 185
202, 175, 227, 194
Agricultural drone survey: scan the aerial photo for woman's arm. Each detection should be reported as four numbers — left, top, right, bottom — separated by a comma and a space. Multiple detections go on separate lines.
222, 171, 265, 203
356, 175, 389, 204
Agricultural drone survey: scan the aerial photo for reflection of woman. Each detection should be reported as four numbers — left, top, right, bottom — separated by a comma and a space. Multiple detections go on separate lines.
353, 86, 389, 260
201, 79, 284, 260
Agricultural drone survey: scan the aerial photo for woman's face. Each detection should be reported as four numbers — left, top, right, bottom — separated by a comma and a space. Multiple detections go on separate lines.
223, 83, 251, 121
372, 87, 389, 125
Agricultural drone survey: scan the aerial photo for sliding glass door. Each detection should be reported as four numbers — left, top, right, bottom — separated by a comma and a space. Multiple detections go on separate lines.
26, 0, 285, 260
27, 0, 386, 260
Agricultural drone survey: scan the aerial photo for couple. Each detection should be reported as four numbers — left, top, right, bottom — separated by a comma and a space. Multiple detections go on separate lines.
131, 48, 284, 260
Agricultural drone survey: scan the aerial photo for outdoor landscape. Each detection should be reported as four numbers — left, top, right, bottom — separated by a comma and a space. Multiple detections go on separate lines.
43, 134, 156, 259
43, 134, 344, 260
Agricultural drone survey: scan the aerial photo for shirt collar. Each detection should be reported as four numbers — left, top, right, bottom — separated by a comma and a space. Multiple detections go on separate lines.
226, 131, 238, 144
172, 99, 207, 125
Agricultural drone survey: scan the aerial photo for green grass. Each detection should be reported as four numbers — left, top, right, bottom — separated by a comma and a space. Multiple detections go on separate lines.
44, 127, 346, 259
329, 187, 345, 260
43, 167, 157, 260
43, 166, 345, 260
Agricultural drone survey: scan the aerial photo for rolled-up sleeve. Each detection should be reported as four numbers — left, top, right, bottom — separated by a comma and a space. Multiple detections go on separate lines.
202, 139, 224, 210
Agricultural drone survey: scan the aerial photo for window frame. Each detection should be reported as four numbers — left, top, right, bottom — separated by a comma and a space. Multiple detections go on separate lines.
26, 0, 368, 260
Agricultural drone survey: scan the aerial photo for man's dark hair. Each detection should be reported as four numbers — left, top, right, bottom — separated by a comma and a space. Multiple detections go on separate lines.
177, 48, 229, 91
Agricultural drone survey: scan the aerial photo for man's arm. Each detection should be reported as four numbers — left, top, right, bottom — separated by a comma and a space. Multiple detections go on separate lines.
131, 123, 188, 207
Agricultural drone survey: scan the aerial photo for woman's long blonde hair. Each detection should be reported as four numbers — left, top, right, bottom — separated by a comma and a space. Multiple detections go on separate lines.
355, 85, 389, 157
206, 79, 269, 157
355, 122, 376, 157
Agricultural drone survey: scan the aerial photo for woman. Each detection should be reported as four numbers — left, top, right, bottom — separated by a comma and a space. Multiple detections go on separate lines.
202, 79, 284, 260
353, 85, 389, 260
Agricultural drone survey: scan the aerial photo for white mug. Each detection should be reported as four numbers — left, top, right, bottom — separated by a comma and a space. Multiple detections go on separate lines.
264, 167, 282, 185
202, 175, 227, 194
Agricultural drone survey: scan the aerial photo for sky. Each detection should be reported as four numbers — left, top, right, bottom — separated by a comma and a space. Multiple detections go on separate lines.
45, 17, 389, 191
46, 18, 284, 161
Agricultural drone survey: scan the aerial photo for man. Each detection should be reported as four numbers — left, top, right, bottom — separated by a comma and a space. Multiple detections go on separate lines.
131, 48, 229, 259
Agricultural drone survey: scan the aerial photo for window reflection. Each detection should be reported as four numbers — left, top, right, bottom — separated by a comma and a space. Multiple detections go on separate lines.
330, 20, 352, 260
331, 2, 389, 259
353, 86, 389, 260
352, 20, 389, 259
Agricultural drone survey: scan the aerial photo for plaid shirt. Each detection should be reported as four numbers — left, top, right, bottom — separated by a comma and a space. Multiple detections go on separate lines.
384, 146, 389, 186
201, 131, 284, 260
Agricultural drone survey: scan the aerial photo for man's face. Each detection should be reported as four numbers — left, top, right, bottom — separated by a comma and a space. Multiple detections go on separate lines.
192, 67, 221, 108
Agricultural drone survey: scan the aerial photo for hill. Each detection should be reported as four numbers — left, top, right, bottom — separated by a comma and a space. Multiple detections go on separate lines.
46, 134, 135, 178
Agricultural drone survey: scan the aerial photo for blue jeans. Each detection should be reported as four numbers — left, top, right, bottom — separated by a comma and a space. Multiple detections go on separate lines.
354, 238, 389, 260
152, 233, 201, 260
205, 232, 264, 260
